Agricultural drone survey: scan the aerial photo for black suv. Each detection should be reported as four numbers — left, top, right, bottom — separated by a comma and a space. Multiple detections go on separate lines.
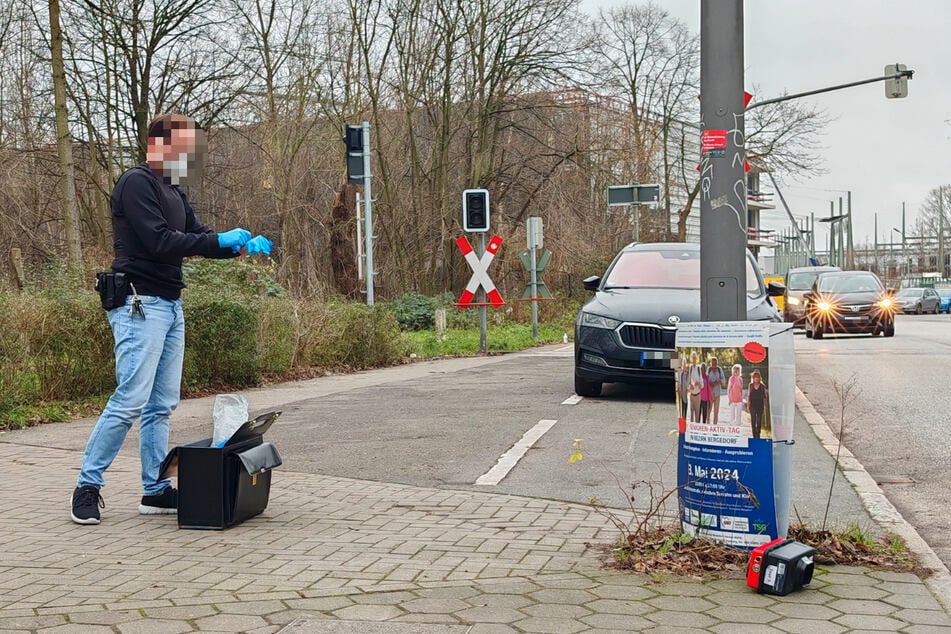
803, 270, 896, 339
573, 242, 783, 397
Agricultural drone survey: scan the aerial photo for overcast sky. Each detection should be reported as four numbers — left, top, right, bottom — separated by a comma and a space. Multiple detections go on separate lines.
584, 0, 951, 250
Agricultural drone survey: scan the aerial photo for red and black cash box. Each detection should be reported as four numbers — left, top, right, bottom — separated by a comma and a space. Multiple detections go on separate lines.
746, 538, 815, 595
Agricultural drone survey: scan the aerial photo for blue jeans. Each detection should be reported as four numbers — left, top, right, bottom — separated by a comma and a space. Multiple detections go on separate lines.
78, 296, 185, 495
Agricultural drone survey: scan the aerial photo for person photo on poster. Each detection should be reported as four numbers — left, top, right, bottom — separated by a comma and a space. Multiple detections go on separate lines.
707, 357, 725, 424
699, 361, 711, 424
686, 351, 703, 422
727, 363, 744, 426
746, 370, 769, 439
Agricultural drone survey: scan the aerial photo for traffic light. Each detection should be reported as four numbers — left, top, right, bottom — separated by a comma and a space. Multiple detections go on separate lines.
462, 189, 489, 232
884, 63, 909, 99
344, 124, 364, 183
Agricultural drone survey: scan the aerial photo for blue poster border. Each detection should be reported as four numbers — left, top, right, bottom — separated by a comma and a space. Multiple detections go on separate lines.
677, 435, 777, 548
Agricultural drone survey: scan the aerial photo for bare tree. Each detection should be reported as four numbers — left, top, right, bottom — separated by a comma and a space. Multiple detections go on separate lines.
48, 0, 83, 278
590, 2, 700, 241
745, 92, 830, 178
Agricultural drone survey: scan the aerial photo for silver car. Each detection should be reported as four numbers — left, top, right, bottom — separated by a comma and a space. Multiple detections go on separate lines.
894, 287, 941, 314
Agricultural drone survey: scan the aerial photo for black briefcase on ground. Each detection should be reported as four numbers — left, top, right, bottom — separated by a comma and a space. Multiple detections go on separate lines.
159, 411, 282, 529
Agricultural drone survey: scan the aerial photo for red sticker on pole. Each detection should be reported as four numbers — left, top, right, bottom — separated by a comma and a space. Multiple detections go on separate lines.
701, 129, 728, 157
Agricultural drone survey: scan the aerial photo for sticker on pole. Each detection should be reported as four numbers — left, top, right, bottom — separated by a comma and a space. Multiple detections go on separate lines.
701, 129, 727, 157
455, 235, 504, 308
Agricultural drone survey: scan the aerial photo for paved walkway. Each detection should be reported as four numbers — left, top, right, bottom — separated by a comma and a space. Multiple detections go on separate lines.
2, 355, 951, 632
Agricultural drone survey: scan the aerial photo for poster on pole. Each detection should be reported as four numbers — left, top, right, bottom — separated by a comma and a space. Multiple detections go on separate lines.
675, 321, 777, 547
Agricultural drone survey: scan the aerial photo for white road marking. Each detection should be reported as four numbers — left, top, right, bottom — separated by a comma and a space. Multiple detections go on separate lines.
474, 419, 558, 486
561, 394, 583, 405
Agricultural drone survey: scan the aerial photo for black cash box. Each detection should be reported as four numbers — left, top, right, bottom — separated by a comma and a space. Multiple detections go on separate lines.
159, 411, 282, 529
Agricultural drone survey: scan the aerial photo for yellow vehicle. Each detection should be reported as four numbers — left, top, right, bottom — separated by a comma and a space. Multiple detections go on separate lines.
763, 275, 785, 312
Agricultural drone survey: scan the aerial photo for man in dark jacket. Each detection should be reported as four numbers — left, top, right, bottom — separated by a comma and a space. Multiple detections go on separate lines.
71, 113, 271, 525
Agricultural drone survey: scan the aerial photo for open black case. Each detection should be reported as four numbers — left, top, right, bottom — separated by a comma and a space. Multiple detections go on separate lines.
159, 410, 282, 529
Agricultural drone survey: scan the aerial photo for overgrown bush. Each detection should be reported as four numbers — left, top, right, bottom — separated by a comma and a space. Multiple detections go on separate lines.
182, 258, 284, 297
183, 292, 259, 390
296, 299, 407, 370
388, 292, 439, 331
255, 297, 298, 375
0, 290, 113, 403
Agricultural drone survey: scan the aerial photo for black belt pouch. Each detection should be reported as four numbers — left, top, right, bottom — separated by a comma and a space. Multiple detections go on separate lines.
95, 272, 130, 310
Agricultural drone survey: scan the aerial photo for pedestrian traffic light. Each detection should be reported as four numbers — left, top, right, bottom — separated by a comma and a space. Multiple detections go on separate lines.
462, 189, 490, 233
344, 124, 364, 183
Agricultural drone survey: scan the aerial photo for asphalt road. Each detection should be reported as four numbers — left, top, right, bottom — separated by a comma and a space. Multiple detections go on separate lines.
794, 312, 951, 569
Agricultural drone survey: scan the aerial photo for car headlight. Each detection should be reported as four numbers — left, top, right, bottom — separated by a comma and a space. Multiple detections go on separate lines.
816, 300, 833, 312
877, 297, 894, 310
786, 296, 801, 305
580, 312, 622, 330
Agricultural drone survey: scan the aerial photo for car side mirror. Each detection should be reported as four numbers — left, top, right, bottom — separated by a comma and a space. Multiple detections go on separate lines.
582, 275, 601, 292
767, 281, 785, 297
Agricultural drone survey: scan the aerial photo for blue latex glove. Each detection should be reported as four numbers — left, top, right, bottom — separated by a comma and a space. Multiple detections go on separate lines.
243, 235, 272, 256
217, 228, 251, 252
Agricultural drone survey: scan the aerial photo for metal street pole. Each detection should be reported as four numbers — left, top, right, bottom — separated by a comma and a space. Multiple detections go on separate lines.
478, 233, 487, 353
361, 121, 374, 305
847, 191, 854, 269
700, 0, 747, 321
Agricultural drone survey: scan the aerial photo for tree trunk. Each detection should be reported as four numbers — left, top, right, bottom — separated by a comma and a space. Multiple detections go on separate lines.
330, 181, 360, 299
49, 0, 83, 280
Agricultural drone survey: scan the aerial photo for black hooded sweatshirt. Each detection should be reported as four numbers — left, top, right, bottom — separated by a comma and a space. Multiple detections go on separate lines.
109, 163, 237, 299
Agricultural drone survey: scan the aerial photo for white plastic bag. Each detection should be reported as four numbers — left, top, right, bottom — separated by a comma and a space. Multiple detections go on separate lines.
212, 393, 249, 447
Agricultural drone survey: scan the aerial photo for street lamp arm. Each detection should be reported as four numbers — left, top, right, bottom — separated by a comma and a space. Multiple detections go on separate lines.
746, 69, 914, 111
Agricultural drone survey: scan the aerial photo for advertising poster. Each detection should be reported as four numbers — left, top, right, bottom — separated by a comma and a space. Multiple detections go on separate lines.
675, 321, 777, 547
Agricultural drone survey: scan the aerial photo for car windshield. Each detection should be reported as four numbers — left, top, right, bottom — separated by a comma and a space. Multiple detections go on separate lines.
787, 271, 819, 290
938, 289, 951, 298
603, 249, 761, 293
816, 274, 883, 293
897, 289, 922, 298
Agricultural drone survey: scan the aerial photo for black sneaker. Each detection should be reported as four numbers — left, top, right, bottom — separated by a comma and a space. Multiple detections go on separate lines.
139, 486, 177, 515
71, 485, 104, 525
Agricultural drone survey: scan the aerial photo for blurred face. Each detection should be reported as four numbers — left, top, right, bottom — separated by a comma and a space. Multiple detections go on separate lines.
732, 367, 739, 376
147, 117, 206, 185
752, 374, 761, 385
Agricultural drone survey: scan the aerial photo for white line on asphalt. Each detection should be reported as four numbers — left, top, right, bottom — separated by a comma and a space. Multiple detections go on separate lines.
474, 419, 558, 486
561, 394, 583, 405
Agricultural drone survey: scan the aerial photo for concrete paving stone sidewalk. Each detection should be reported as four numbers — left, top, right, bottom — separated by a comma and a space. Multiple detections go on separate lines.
2, 433, 951, 633
2, 347, 950, 632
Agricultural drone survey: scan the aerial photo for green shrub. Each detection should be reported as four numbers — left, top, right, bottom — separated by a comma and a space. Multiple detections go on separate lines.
2, 290, 113, 402
296, 299, 407, 370
183, 292, 259, 390
255, 297, 298, 375
183, 258, 284, 298
388, 292, 439, 331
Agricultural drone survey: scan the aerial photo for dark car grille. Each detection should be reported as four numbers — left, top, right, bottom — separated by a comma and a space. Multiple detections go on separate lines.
836, 303, 874, 315
618, 324, 676, 349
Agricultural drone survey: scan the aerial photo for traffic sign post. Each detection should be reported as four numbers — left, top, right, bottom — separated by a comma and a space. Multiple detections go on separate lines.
455, 234, 503, 308
343, 121, 374, 305
526, 217, 544, 340
455, 234, 503, 354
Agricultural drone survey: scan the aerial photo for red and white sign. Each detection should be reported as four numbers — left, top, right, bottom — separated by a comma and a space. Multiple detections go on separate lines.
701, 129, 728, 155
456, 235, 504, 308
